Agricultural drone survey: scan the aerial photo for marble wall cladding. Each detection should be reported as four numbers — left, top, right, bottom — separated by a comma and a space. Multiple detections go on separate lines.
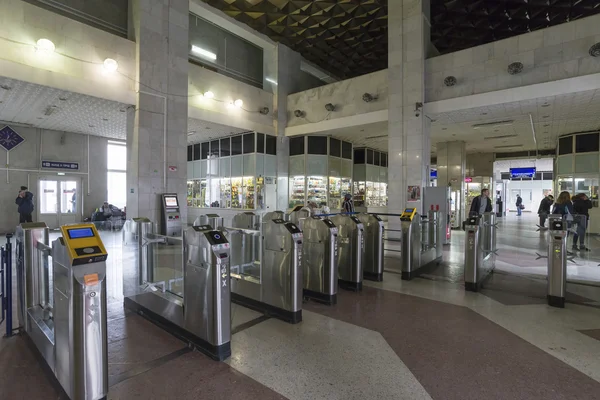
436, 141, 466, 191
128, 0, 189, 227
286, 70, 388, 127
425, 14, 600, 102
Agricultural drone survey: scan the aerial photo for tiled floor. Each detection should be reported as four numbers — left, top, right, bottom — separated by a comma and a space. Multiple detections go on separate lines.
2, 215, 600, 399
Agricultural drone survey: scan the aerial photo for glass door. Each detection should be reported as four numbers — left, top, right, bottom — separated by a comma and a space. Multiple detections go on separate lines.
37, 178, 80, 228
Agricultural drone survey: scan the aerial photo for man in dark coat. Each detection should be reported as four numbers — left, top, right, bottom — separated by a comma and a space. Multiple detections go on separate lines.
537, 194, 554, 228
469, 188, 492, 217
15, 186, 34, 223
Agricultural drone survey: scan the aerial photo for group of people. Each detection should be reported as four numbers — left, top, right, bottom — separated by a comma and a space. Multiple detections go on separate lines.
538, 191, 592, 251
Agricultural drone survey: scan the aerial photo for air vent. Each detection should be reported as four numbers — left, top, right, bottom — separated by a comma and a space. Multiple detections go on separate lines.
494, 144, 523, 149
473, 120, 514, 129
483, 134, 518, 140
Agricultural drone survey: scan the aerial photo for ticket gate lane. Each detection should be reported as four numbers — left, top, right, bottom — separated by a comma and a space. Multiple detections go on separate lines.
357, 213, 384, 282
301, 217, 338, 305
464, 213, 496, 292
330, 215, 364, 291
547, 216, 567, 308
17, 222, 109, 400
122, 220, 232, 361
399, 208, 444, 281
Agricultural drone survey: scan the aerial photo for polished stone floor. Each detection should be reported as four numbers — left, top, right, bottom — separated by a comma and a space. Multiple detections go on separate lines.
2, 217, 600, 400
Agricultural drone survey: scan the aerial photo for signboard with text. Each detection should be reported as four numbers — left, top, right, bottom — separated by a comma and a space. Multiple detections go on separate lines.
510, 167, 536, 179
42, 161, 80, 170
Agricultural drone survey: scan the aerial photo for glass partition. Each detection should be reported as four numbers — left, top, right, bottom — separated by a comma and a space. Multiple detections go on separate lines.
231, 178, 242, 209
243, 176, 255, 209
307, 176, 327, 205
187, 181, 193, 206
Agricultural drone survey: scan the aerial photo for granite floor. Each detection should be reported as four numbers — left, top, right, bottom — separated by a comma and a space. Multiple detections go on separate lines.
2, 218, 600, 399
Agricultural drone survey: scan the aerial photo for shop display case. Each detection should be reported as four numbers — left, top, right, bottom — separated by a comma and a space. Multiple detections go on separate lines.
243, 176, 255, 209
231, 178, 242, 209
187, 181, 193, 207
307, 176, 327, 205
220, 178, 231, 208
289, 176, 306, 207
352, 148, 388, 212
329, 177, 341, 209
464, 177, 491, 213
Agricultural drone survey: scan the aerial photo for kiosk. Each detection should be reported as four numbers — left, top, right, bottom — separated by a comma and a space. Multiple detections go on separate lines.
17, 223, 109, 400
161, 193, 182, 236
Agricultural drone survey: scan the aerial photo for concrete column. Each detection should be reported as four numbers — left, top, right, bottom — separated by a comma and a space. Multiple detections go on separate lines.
437, 141, 466, 191
466, 153, 494, 178
127, 0, 189, 228
388, 0, 431, 225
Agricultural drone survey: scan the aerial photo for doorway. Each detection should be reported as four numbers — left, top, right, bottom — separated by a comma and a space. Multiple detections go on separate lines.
37, 177, 81, 228
510, 188, 533, 211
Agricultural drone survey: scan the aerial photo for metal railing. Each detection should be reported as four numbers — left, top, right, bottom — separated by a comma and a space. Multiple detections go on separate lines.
1, 234, 14, 337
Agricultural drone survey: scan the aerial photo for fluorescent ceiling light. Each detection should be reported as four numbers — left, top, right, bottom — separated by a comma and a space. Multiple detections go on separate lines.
494, 144, 523, 149
483, 134, 519, 140
472, 120, 514, 129
191, 45, 216, 61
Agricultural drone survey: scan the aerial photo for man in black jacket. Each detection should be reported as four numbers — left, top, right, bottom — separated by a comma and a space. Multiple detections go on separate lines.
469, 188, 493, 217
537, 194, 554, 228
15, 186, 34, 223
572, 193, 592, 251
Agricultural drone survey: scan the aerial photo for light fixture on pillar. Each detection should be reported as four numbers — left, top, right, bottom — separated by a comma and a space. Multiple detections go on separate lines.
414, 102, 423, 117
103, 58, 119, 72
234, 99, 243, 108
507, 62, 524, 75
325, 103, 336, 112
35, 38, 55, 54
362, 93, 378, 102
444, 76, 457, 87
259, 107, 270, 115
590, 43, 600, 57
294, 110, 305, 118
203, 91, 215, 99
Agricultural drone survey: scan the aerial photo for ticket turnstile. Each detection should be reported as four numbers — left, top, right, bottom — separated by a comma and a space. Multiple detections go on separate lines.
160, 193, 182, 236
232, 211, 260, 230
330, 214, 364, 291
400, 208, 444, 280
229, 219, 303, 323
124, 223, 232, 360
547, 216, 567, 308
301, 217, 338, 305
464, 215, 496, 291
17, 223, 109, 400
194, 214, 224, 230
288, 205, 310, 225
262, 210, 284, 222
357, 213, 384, 282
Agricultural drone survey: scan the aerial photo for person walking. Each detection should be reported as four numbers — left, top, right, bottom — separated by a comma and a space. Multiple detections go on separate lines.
572, 193, 592, 251
15, 186, 34, 223
341, 193, 355, 213
468, 188, 492, 217
537, 194, 554, 228
516, 194, 523, 216
552, 191, 575, 252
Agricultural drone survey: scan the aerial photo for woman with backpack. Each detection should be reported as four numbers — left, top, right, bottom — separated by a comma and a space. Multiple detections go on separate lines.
552, 191, 575, 250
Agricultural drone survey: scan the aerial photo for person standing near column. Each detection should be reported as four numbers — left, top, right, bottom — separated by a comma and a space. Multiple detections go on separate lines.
15, 186, 34, 223
537, 194, 554, 228
468, 188, 492, 217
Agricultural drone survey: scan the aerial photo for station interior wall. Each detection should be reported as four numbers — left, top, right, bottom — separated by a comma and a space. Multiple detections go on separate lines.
0, 126, 107, 233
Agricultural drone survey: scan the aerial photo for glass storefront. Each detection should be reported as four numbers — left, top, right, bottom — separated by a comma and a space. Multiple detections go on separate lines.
352, 148, 388, 210
187, 132, 278, 211
288, 136, 353, 210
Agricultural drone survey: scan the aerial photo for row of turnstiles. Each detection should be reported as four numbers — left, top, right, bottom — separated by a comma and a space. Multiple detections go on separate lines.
12, 205, 570, 400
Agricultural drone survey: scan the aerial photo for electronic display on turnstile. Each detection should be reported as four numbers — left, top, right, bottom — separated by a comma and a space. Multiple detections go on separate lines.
400, 208, 417, 221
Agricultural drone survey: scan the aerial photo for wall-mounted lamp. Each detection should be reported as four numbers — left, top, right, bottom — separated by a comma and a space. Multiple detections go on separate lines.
507, 62, 524, 75
444, 76, 457, 87
590, 43, 600, 57
414, 102, 423, 117
325, 103, 335, 112
203, 91, 214, 99
234, 99, 243, 108
259, 107, 270, 115
36, 38, 55, 54
103, 58, 119, 72
294, 110, 305, 118
362, 93, 378, 102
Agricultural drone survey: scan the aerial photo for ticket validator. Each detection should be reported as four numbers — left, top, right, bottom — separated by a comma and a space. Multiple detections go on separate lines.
161, 193, 182, 236
330, 214, 365, 291
18, 223, 109, 400
547, 216, 567, 308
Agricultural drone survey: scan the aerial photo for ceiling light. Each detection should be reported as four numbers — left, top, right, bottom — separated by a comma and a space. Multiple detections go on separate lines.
187, 131, 196, 135
191, 45, 217, 61
266, 77, 278, 85
234, 99, 243, 108
103, 58, 119, 72
35, 38, 55, 54
203, 91, 214, 99
472, 120, 514, 129
58, 96, 68, 101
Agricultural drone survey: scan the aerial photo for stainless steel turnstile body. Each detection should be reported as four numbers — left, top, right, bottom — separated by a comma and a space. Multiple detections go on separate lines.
547, 216, 567, 308
229, 219, 303, 323
400, 210, 444, 280
17, 222, 109, 400
232, 212, 260, 230
262, 211, 284, 222
357, 213, 384, 281
400, 214, 421, 280
330, 215, 364, 291
288, 206, 310, 225
464, 213, 496, 291
194, 214, 224, 230
123, 218, 155, 285
301, 217, 338, 305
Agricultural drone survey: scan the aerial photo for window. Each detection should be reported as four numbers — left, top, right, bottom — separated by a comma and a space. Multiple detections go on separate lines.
257, 133, 265, 153
374, 151, 381, 166
187, 145, 193, 162
354, 149, 365, 164
330, 138, 341, 157
558, 136, 573, 155
220, 138, 230, 157
201, 142, 209, 159
243, 132, 255, 154
308, 136, 327, 155
367, 149, 374, 165
266, 135, 277, 155
193, 144, 201, 160
231, 136, 242, 155
290, 137, 304, 156
210, 140, 219, 158
381, 153, 388, 167
576, 133, 599, 153
342, 141, 352, 159
107, 142, 127, 209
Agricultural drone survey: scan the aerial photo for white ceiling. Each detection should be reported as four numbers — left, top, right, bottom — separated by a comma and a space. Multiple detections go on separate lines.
0, 77, 130, 138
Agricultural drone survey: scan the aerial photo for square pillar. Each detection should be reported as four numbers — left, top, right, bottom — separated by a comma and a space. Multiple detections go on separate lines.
127, 0, 189, 228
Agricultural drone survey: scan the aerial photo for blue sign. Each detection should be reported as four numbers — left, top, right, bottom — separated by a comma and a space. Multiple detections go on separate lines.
42, 161, 80, 170
0, 125, 25, 151
430, 170, 438, 179
510, 167, 536, 179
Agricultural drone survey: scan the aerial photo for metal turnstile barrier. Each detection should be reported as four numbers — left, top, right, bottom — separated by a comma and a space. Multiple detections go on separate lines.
17, 222, 109, 400
232, 212, 260, 230
400, 208, 444, 280
330, 214, 364, 291
288, 206, 310, 225
301, 217, 338, 305
464, 213, 496, 291
123, 220, 232, 360
357, 213, 384, 282
547, 216, 567, 308
194, 214, 224, 230
262, 211, 284, 222
228, 218, 303, 323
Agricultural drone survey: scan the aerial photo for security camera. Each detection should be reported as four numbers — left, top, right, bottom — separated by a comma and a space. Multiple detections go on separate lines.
259, 107, 269, 115
415, 110, 420, 117
325, 103, 336, 112
414, 102, 423, 118
362, 93, 378, 102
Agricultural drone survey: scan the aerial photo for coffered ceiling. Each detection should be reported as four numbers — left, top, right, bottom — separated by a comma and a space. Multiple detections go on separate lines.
200, 0, 600, 79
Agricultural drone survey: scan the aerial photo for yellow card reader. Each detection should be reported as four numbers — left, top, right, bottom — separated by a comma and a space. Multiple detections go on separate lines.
400, 208, 417, 222
59, 224, 108, 267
